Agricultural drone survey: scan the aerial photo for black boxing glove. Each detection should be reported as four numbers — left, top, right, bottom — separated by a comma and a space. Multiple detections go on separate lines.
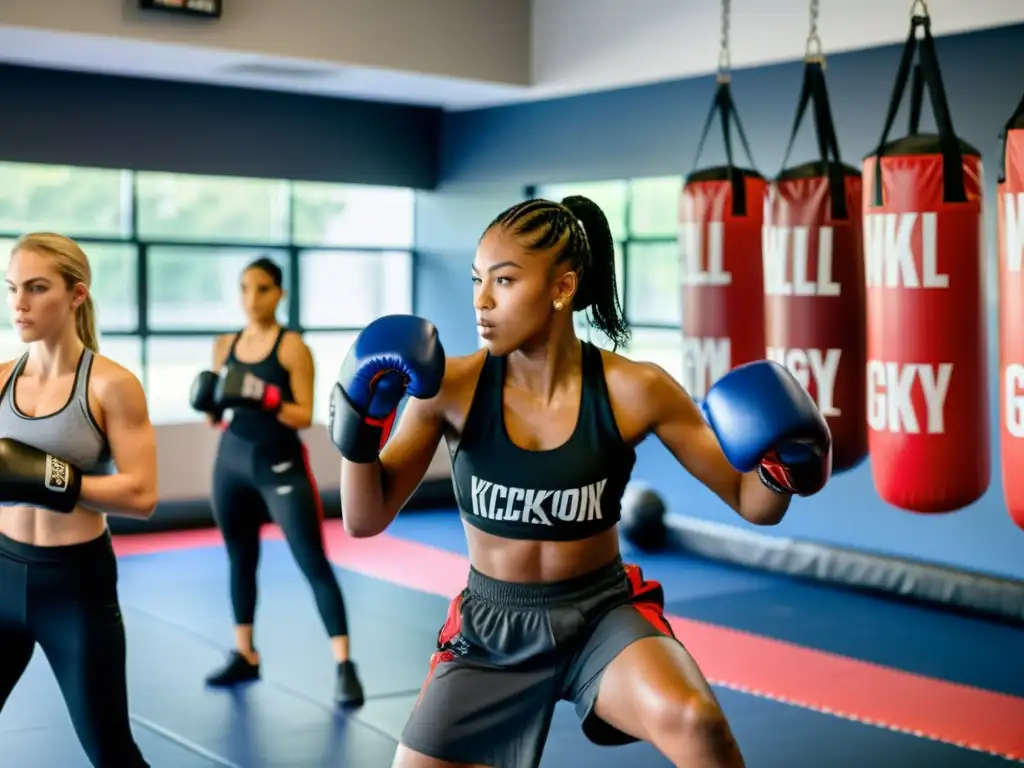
0, 438, 82, 514
215, 364, 283, 413
190, 370, 222, 418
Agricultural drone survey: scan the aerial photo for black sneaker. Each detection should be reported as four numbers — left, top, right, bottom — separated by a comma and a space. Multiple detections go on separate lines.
335, 660, 365, 708
205, 652, 260, 687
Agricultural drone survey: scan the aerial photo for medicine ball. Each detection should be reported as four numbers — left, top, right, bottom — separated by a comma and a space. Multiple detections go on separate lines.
620, 483, 667, 551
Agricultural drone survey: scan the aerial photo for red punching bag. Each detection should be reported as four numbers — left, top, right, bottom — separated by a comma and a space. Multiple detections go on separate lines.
680, 78, 767, 399
998, 94, 1024, 531
764, 57, 866, 473
862, 11, 989, 513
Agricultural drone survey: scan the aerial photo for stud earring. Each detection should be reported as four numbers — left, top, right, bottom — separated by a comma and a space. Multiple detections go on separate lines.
554, 300, 564, 311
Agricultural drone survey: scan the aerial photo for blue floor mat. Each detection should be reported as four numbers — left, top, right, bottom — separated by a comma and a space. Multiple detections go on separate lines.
3, 531, 1019, 766
0, 597, 398, 767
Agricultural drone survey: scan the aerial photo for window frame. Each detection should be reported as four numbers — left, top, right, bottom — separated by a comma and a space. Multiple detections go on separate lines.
0, 167, 417, 424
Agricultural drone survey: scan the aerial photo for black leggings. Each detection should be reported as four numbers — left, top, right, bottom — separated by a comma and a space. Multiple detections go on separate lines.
212, 428, 349, 638
0, 531, 148, 767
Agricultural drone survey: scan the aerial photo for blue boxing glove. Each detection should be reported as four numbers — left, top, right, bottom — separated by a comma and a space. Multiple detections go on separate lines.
702, 360, 832, 496
328, 315, 445, 463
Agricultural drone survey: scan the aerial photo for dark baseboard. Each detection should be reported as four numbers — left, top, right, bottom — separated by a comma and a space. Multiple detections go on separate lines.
109, 479, 457, 535
656, 513, 1024, 626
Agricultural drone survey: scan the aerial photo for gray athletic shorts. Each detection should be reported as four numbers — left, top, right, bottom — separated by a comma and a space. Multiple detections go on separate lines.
399, 555, 677, 767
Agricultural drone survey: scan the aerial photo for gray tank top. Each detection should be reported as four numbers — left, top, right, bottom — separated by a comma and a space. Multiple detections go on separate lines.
0, 348, 113, 476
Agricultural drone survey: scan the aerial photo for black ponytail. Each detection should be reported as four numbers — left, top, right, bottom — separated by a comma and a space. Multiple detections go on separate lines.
485, 195, 630, 350
560, 195, 629, 349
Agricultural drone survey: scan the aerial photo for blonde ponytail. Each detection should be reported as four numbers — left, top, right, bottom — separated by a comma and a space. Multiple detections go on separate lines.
76, 293, 99, 352
11, 233, 99, 351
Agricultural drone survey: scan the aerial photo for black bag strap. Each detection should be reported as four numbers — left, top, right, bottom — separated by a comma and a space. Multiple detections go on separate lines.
779, 59, 849, 220
908, 64, 924, 135
691, 80, 758, 216
870, 13, 966, 206
998, 91, 1024, 184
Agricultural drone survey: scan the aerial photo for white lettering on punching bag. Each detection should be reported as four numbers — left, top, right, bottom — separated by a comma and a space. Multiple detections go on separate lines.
866, 361, 953, 434
679, 221, 731, 399
682, 338, 731, 400
766, 348, 842, 416
762, 225, 840, 296
864, 212, 948, 288
1004, 192, 1024, 274
679, 222, 731, 286
1002, 195, 1024, 440
469, 476, 608, 526
1005, 365, 1024, 439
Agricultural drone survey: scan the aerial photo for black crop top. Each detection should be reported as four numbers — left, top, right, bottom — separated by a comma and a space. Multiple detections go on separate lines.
450, 341, 636, 542
225, 327, 297, 445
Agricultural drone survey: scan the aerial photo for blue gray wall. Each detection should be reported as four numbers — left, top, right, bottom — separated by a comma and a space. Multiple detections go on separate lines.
433, 22, 1024, 581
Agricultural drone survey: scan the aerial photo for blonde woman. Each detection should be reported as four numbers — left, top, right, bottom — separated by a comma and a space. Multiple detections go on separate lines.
0, 233, 157, 767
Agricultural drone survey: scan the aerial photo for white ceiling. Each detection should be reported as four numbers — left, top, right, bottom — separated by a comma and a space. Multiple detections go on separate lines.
0, 26, 531, 110
1, 0, 1023, 111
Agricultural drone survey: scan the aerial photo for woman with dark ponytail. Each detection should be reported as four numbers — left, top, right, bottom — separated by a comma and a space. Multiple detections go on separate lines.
339, 194, 809, 767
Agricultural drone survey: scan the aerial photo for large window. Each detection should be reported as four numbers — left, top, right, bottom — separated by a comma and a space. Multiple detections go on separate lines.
135, 173, 291, 244
146, 337, 218, 424
87, 243, 139, 332
300, 250, 413, 328
98, 336, 145, 382
293, 183, 415, 249
536, 177, 682, 379
537, 181, 629, 242
620, 328, 684, 383
0, 164, 133, 238
147, 246, 289, 331
0, 162, 416, 425
626, 242, 679, 326
628, 177, 681, 237
305, 331, 359, 425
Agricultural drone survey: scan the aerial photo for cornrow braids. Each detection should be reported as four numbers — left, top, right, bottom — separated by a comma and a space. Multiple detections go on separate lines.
484, 196, 630, 349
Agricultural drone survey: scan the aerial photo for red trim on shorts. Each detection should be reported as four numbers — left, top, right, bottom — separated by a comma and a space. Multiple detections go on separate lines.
299, 442, 324, 523
416, 592, 464, 705
624, 563, 675, 638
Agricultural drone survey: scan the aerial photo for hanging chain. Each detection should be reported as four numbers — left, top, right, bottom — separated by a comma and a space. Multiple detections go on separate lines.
716, 0, 731, 83
910, 0, 928, 39
805, 0, 824, 63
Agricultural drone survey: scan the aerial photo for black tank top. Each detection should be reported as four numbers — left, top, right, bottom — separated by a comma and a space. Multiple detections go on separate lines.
451, 341, 636, 542
225, 327, 297, 445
